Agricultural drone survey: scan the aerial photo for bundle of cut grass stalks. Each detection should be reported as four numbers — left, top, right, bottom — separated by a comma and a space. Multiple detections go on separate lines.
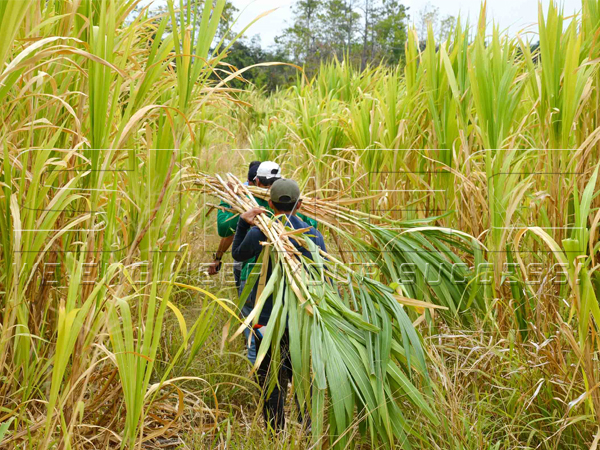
197, 173, 448, 449
245, 183, 485, 320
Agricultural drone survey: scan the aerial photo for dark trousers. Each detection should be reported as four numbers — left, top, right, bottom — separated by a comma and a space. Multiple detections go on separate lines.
255, 332, 293, 433
233, 263, 242, 292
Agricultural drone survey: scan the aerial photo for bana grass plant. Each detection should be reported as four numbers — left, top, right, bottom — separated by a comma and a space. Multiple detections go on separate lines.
3, 0, 600, 448
197, 173, 444, 449
245, 0, 600, 313
237, 0, 600, 443
0, 0, 259, 447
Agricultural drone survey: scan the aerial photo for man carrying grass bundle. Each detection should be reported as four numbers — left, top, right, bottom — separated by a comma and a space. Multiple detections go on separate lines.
208, 160, 261, 284
232, 179, 326, 434
212, 161, 317, 365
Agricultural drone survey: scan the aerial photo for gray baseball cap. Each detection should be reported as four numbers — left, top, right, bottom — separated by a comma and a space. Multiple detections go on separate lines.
270, 179, 300, 204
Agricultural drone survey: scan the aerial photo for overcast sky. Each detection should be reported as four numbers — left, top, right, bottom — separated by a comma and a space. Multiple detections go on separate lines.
229, 0, 582, 47
139, 0, 582, 47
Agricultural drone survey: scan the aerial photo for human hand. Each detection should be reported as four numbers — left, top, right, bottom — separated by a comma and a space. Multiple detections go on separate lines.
240, 207, 266, 226
208, 260, 221, 275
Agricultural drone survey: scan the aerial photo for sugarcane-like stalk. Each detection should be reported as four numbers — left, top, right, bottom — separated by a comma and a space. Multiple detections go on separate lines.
195, 172, 450, 449
196, 172, 483, 321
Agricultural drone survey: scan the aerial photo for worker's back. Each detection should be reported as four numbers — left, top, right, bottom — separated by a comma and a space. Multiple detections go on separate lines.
232, 214, 326, 326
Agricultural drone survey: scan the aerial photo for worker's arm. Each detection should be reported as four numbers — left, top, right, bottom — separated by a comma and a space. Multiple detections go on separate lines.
217, 202, 240, 237
208, 234, 234, 275
232, 208, 266, 262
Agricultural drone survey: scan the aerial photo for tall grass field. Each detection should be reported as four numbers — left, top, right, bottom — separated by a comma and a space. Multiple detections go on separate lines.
1, 0, 600, 448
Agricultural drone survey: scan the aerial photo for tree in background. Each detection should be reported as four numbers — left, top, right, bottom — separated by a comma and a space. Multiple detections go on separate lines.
274, 0, 323, 68
133, 0, 412, 89
276, 0, 409, 75
319, 0, 361, 61
223, 36, 299, 91
372, 0, 409, 65
415, 2, 456, 43
131, 0, 294, 91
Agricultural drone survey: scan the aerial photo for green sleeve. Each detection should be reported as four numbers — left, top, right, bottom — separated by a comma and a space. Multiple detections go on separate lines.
217, 201, 240, 237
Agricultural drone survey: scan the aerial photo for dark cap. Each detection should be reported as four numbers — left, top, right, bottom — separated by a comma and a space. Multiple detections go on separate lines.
248, 161, 261, 182
270, 179, 300, 204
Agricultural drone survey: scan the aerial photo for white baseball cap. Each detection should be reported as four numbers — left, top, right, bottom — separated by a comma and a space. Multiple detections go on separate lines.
255, 161, 282, 180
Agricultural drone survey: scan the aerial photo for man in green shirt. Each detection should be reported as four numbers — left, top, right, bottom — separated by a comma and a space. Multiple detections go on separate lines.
213, 161, 317, 290
212, 161, 317, 364
208, 160, 261, 286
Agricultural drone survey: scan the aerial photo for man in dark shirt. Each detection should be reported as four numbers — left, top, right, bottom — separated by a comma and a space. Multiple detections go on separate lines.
214, 161, 318, 365
216, 161, 317, 293
232, 179, 326, 433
